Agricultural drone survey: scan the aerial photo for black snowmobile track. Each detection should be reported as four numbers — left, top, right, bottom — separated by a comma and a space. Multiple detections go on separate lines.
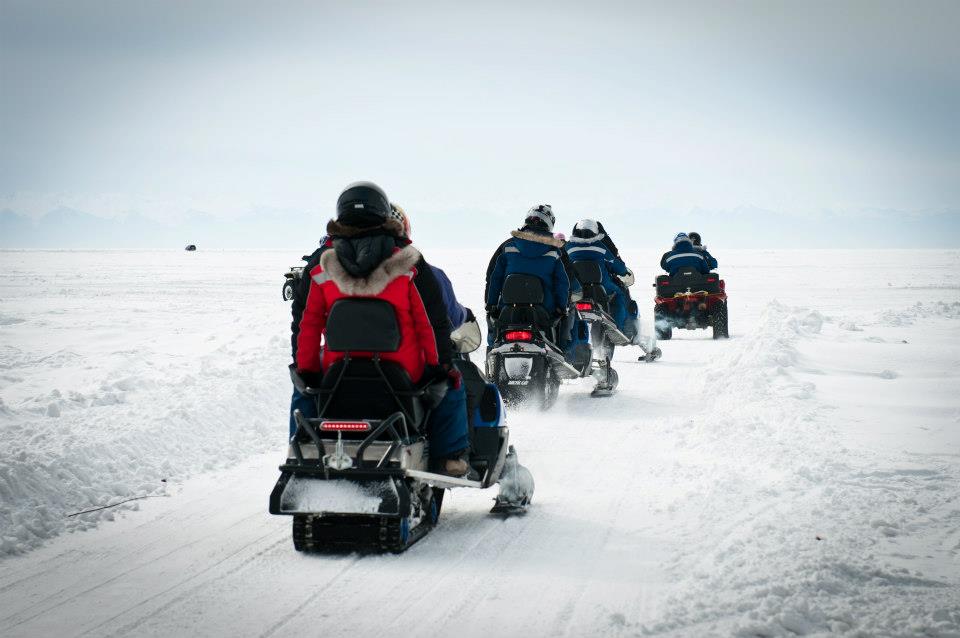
292, 513, 435, 554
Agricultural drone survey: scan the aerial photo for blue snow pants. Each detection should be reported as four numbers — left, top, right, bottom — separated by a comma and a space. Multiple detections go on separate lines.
427, 384, 470, 460
289, 386, 318, 439
608, 286, 628, 332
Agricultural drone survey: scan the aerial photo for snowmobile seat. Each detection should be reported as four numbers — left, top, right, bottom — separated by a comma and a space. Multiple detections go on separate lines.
572, 261, 603, 285
324, 298, 402, 353
497, 274, 555, 339
572, 261, 609, 307
500, 273, 545, 305
317, 298, 425, 430
317, 359, 424, 429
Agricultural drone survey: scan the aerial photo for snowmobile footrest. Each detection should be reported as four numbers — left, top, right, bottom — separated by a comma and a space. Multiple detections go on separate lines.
404, 469, 483, 490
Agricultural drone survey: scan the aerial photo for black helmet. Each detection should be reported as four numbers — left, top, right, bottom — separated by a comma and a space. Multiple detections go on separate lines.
336, 181, 391, 227
688, 232, 702, 246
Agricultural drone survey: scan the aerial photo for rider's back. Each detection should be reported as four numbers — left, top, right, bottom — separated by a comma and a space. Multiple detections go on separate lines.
487, 229, 568, 314
661, 234, 711, 277
564, 234, 627, 291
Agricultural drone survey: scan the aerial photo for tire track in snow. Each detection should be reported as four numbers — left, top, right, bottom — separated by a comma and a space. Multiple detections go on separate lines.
89, 534, 289, 638
0, 509, 273, 633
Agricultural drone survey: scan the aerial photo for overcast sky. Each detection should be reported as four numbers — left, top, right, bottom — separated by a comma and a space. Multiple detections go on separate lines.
1, 0, 958, 248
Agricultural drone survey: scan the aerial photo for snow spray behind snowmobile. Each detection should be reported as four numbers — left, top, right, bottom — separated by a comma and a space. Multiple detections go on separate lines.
485, 274, 581, 410
269, 298, 533, 553
653, 267, 729, 340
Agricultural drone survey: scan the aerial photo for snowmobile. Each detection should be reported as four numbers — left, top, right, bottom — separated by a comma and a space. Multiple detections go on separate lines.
270, 298, 534, 553
653, 267, 729, 339
564, 262, 634, 397
485, 274, 581, 410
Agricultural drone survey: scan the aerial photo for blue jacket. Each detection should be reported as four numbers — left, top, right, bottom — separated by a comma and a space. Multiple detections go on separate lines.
429, 264, 468, 329
486, 230, 570, 314
660, 238, 711, 275
564, 234, 628, 294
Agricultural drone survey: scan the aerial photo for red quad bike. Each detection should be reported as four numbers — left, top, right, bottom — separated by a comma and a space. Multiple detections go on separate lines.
653, 266, 729, 340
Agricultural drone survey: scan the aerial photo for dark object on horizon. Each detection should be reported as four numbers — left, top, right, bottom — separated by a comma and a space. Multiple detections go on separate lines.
184, 244, 197, 251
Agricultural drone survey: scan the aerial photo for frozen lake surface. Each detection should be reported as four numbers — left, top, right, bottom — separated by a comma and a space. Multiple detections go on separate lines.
1, 248, 959, 636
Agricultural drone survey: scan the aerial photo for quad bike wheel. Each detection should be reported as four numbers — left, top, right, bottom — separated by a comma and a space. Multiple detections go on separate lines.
711, 302, 729, 339
282, 280, 295, 301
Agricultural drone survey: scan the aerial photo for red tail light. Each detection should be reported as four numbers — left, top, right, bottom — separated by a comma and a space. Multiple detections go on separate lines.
320, 421, 370, 432
706, 276, 717, 282
505, 330, 533, 341
575, 301, 593, 311
661, 280, 670, 286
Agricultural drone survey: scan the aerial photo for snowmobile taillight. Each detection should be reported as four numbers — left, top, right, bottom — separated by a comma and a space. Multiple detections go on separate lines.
504, 330, 533, 341
575, 302, 593, 311
706, 276, 717, 282
320, 421, 370, 432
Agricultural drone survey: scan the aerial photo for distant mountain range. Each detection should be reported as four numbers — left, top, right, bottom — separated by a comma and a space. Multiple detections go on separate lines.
1, 206, 957, 249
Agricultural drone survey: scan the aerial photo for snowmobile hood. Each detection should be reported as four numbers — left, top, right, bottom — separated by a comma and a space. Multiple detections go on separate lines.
509, 229, 564, 258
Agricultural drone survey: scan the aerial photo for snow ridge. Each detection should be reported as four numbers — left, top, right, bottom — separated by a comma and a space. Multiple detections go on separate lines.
639, 301, 960, 637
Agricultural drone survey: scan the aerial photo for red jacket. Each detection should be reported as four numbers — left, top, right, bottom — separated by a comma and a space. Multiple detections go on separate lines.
296, 244, 448, 383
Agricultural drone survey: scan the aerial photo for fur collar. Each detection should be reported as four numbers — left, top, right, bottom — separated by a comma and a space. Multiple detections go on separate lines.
566, 232, 606, 245
510, 229, 565, 248
320, 244, 421, 296
326, 218, 405, 239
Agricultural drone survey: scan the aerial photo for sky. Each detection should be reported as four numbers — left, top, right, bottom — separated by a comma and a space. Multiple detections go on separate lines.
1, 0, 959, 249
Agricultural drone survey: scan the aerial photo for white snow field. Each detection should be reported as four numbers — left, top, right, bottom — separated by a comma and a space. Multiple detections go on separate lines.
1, 248, 958, 637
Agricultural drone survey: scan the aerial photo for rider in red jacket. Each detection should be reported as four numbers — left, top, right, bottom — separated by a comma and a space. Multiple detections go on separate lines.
295, 182, 469, 475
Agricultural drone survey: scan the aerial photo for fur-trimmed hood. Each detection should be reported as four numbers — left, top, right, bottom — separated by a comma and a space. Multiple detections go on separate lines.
510, 229, 565, 248
318, 244, 422, 296
326, 218, 405, 239
566, 232, 606, 245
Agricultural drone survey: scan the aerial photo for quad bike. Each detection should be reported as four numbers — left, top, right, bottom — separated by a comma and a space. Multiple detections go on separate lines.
270, 298, 533, 553
653, 267, 729, 340
282, 264, 306, 301
486, 274, 581, 410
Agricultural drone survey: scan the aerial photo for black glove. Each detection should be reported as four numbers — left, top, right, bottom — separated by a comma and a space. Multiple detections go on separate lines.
464, 307, 477, 323
421, 364, 450, 408
423, 364, 445, 383
297, 369, 324, 391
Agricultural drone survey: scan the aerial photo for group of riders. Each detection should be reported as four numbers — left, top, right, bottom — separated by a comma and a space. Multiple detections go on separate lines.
288, 181, 719, 478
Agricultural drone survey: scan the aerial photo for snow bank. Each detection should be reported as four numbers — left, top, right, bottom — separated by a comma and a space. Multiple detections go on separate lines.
0, 251, 292, 555
641, 300, 960, 637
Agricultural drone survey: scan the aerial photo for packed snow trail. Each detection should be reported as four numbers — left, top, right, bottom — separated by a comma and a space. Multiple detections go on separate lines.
1, 250, 959, 637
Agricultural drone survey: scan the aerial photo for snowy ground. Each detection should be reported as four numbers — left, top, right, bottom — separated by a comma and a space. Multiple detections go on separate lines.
1, 248, 959, 637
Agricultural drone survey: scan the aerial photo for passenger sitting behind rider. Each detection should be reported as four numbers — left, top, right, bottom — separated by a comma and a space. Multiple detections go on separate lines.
485, 204, 571, 342
296, 182, 470, 476
660, 232, 715, 276
688, 231, 718, 270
